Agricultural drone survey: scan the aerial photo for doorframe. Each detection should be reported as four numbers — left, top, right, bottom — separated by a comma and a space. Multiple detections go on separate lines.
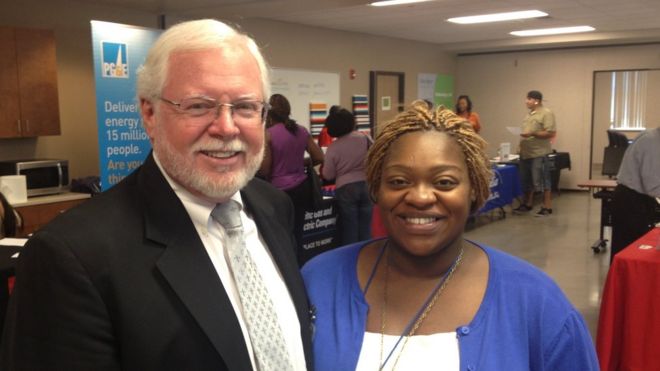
369, 71, 405, 137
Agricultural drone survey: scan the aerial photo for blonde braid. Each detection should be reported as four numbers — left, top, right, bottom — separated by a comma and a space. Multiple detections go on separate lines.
366, 100, 492, 213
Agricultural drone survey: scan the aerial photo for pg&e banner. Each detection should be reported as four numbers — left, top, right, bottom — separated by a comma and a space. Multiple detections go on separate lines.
91, 21, 162, 190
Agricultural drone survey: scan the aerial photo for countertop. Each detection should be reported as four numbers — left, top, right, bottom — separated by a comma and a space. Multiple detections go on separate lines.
11, 192, 92, 208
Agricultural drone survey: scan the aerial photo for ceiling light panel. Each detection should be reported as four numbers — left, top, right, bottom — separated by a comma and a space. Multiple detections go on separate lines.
370, 0, 434, 7
447, 10, 548, 24
510, 26, 596, 36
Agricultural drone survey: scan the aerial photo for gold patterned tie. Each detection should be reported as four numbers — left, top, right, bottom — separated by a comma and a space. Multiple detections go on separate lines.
212, 201, 294, 371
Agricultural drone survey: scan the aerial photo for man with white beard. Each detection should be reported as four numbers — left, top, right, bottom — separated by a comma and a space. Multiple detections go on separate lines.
1, 19, 312, 371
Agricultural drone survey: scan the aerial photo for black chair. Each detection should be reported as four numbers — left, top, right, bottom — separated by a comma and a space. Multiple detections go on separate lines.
602, 130, 629, 178
548, 151, 571, 194
607, 130, 630, 148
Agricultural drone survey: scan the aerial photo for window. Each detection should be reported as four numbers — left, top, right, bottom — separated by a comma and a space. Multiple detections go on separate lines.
610, 70, 647, 130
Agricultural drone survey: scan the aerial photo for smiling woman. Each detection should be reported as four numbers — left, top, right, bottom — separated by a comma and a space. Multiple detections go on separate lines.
301, 101, 599, 371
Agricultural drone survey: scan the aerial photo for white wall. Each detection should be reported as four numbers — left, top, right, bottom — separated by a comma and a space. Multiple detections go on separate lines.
456, 44, 660, 189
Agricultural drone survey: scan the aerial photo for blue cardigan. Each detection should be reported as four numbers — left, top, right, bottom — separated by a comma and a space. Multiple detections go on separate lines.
301, 241, 599, 371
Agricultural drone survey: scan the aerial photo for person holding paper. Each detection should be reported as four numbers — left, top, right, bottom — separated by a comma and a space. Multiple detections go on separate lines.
514, 90, 556, 217
1, 19, 312, 370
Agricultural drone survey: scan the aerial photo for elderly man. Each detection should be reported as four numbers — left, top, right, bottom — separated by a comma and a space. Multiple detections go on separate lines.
1, 19, 312, 371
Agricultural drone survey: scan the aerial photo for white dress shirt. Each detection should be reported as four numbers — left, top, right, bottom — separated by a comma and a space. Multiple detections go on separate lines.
153, 154, 307, 371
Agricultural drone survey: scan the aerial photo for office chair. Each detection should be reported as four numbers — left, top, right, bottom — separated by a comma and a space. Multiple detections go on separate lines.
607, 129, 630, 148
602, 130, 629, 178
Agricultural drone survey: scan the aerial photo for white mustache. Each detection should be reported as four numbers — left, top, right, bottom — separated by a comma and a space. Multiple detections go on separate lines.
193, 139, 247, 153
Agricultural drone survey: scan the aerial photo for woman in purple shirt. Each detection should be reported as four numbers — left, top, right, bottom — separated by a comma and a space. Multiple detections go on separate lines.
322, 108, 373, 245
260, 94, 324, 255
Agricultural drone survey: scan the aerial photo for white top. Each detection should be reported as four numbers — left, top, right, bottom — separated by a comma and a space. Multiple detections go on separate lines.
154, 154, 307, 371
356, 331, 459, 371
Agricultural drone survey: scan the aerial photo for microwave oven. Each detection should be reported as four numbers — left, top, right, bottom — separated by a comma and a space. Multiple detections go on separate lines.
0, 159, 69, 197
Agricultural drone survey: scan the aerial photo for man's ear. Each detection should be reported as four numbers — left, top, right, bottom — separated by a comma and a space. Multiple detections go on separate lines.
140, 98, 157, 140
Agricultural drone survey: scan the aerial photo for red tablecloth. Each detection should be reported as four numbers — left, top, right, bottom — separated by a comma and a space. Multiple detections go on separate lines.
596, 227, 660, 371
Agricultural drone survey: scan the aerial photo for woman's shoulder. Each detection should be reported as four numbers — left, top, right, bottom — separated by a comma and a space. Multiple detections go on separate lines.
481, 245, 567, 299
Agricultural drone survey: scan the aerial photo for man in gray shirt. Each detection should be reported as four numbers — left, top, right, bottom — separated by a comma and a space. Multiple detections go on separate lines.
610, 127, 660, 261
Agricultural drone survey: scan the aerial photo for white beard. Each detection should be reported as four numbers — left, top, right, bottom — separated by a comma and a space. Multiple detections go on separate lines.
154, 130, 264, 201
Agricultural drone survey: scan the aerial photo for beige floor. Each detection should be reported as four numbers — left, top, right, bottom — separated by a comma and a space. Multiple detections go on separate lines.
464, 190, 610, 340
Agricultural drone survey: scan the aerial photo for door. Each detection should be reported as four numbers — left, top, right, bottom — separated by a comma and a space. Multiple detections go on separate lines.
370, 71, 404, 137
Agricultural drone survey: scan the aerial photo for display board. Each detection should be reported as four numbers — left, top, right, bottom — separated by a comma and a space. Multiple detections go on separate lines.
270, 68, 340, 130
91, 21, 162, 191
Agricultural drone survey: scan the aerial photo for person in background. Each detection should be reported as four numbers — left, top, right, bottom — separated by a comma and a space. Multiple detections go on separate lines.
610, 127, 660, 261
455, 95, 481, 133
302, 101, 598, 371
322, 108, 372, 245
514, 90, 556, 217
317, 105, 340, 148
260, 93, 324, 252
1, 19, 312, 370
0, 192, 20, 238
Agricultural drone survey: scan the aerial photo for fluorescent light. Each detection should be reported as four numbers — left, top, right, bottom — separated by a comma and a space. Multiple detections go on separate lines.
510, 26, 595, 36
447, 10, 547, 24
370, 0, 433, 7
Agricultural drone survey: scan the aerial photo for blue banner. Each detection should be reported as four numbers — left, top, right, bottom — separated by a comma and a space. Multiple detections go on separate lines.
91, 21, 162, 190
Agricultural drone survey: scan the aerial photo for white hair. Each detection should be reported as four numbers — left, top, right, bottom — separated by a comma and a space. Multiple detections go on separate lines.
136, 19, 270, 102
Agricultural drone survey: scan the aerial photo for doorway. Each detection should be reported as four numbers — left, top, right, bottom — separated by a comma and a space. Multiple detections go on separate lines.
370, 71, 404, 137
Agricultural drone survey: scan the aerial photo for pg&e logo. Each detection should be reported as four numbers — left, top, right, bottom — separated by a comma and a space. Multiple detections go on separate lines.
101, 41, 129, 79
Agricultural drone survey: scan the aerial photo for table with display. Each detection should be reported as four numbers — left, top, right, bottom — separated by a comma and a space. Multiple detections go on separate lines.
478, 164, 523, 217
298, 187, 339, 265
577, 179, 617, 253
596, 227, 660, 370
493, 151, 571, 194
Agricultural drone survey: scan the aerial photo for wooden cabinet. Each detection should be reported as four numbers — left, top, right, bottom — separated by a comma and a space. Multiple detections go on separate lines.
15, 197, 87, 237
0, 26, 60, 138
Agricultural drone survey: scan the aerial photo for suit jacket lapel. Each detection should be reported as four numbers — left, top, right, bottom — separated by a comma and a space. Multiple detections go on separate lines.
138, 154, 253, 371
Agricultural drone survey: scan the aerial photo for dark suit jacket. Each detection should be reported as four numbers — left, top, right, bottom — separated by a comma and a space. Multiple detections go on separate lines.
0, 154, 313, 370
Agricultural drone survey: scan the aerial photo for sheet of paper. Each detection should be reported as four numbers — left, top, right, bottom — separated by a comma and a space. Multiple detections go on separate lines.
11, 252, 19, 259
506, 126, 522, 136
0, 238, 28, 247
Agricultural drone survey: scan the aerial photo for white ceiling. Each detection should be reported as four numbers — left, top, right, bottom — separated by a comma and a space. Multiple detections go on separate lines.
77, 0, 660, 53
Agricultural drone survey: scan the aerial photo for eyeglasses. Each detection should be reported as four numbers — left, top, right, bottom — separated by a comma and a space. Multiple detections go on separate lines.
159, 96, 270, 126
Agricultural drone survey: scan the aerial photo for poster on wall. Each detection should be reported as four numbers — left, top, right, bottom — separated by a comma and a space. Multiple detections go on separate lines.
418, 73, 454, 109
91, 21, 162, 190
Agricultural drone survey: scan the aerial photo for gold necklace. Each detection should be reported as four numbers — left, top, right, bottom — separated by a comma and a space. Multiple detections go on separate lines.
379, 246, 464, 370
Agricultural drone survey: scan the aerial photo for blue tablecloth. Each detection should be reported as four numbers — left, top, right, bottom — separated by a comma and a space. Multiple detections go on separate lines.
480, 165, 523, 214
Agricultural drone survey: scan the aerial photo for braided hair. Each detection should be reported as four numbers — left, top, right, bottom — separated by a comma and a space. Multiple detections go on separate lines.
366, 100, 492, 213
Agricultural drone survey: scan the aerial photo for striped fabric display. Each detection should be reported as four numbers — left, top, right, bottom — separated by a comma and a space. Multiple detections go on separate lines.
309, 102, 327, 137
352, 95, 371, 135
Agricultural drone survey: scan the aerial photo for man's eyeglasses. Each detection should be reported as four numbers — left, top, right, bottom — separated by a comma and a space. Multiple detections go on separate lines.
159, 96, 270, 126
